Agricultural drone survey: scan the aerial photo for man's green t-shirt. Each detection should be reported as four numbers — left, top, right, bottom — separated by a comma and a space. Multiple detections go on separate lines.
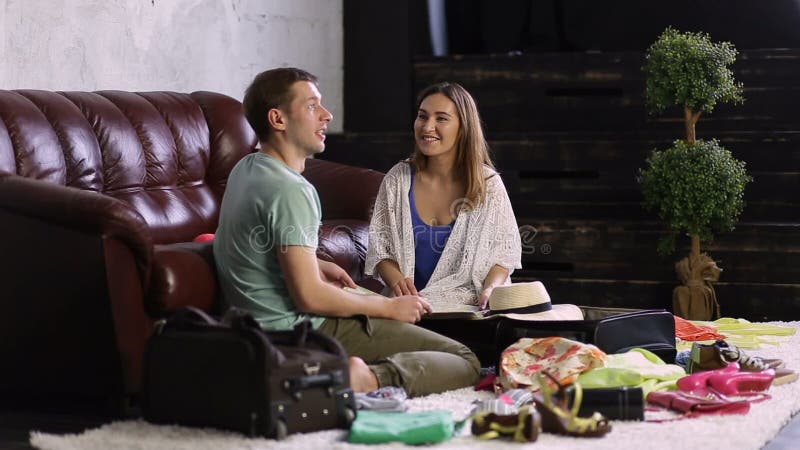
214, 152, 324, 330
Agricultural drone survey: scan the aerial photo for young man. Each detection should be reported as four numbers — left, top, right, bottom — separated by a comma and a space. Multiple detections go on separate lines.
213, 68, 480, 397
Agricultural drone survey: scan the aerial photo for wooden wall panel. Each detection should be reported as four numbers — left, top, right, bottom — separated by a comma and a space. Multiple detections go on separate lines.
414, 50, 800, 133
324, 50, 800, 320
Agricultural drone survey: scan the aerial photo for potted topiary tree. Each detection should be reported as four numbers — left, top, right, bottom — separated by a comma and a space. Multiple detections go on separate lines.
639, 27, 752, 320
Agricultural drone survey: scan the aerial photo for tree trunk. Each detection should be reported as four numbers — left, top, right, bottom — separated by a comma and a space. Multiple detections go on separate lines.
683, 106, 702, 145
691, 234, 701, 259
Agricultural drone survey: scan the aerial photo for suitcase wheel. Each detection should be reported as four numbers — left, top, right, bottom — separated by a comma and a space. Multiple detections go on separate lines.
275, 419, 288, 440
344, 406, 356, 424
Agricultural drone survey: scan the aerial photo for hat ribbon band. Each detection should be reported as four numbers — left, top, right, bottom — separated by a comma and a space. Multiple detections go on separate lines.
488, 302, 553, 316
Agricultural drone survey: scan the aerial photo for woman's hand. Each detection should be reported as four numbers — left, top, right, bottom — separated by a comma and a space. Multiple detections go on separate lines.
318, 259, 357, 289
478, 286, 495, 310
376, 260, 418, 297
480, 265, 510, 309
391, 277, 419, 297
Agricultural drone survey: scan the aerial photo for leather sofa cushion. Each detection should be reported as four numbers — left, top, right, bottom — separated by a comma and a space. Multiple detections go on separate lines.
318, 220, 370, 282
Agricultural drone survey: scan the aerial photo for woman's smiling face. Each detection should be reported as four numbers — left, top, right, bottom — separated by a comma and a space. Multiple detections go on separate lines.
414, 93, 460, 159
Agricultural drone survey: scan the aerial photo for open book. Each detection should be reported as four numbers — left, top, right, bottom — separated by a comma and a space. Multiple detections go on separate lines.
343, 286, 488, 320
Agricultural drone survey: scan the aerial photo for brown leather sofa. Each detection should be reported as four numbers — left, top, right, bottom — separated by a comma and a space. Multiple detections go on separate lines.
0, 90, 384, 413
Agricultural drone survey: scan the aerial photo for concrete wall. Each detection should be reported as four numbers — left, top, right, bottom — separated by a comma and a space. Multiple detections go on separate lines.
0, 0, 344, 131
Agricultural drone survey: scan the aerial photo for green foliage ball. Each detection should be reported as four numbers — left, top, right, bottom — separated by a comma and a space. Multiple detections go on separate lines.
638, 139, 752, 254
644, 27, 744, 114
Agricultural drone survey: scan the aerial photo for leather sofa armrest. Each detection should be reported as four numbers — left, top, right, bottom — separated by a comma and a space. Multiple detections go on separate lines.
303, 158, 385, 222
0, 202, 152, 401
0, 172, 152, 285
149, 241, 217, 317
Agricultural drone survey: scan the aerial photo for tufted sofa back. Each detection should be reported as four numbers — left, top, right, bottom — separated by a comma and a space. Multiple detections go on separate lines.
0, 90, 257, 244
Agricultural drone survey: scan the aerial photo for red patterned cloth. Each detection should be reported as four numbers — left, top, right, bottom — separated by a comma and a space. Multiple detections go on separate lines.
674, 315, 726, 341
498, 337, 606, 391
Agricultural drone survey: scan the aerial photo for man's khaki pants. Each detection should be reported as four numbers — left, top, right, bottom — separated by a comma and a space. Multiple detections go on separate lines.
319, 316, 481, 397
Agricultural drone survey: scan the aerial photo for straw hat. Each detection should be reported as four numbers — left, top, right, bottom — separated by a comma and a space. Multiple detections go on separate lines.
487, 281, 584, 321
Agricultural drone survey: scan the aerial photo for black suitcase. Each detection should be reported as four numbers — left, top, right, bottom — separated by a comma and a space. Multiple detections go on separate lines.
421, 306, 676, 367
495, 306, 677, 365
142, 307, 356, 439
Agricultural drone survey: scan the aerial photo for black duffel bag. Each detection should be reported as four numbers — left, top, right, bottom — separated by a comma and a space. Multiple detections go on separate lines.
142, 307, 356, 439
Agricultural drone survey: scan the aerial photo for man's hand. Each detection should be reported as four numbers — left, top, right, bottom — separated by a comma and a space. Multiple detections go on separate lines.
391, 277, 419, 297
387, 295, 432, 323
318, 259, 357, 289
280, 247, 415, 319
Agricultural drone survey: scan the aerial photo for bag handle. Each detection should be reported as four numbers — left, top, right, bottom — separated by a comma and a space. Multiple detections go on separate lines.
221, 308, 313, 344
305, 327, 348, 357
290, 320, 348, 356
156, 306, 220, 332
291, 319, 312, 346
222, 307, 264, 331
262, 320, 348, 357
221, 307, 286, 365
222, 308, 347, 357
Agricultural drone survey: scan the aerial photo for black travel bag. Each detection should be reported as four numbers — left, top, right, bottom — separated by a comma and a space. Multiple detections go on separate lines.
421, 306, 676, 367
142, 307, 356, 439
495, 306, 677, 365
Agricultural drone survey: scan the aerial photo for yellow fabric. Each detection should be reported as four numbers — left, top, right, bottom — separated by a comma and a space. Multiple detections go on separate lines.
708, 318, 796, 336
576, 348, 683, 396
686, 318, 795, 349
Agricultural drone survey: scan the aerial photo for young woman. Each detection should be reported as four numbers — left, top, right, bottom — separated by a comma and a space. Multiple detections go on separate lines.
365, 82, 522, 310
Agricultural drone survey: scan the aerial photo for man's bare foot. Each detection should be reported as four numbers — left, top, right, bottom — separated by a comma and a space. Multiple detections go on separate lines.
349, 356, 379, 393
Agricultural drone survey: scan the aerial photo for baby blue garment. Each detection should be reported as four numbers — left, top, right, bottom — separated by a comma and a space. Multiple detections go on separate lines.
674, 349, 691, 370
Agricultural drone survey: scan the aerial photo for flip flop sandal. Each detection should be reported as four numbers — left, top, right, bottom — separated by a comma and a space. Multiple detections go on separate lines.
707, 369, 775, 396
471, 405, 541, 442
532, 371, 612, 438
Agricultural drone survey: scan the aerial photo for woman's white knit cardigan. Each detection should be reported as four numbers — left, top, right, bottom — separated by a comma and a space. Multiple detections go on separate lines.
365, 162, 522, 309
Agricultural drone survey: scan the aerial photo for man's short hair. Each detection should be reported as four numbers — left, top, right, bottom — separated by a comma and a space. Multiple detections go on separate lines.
243, 67, 318, 141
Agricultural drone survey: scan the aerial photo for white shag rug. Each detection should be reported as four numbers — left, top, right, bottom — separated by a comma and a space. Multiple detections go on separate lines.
31, 321, 800, 450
